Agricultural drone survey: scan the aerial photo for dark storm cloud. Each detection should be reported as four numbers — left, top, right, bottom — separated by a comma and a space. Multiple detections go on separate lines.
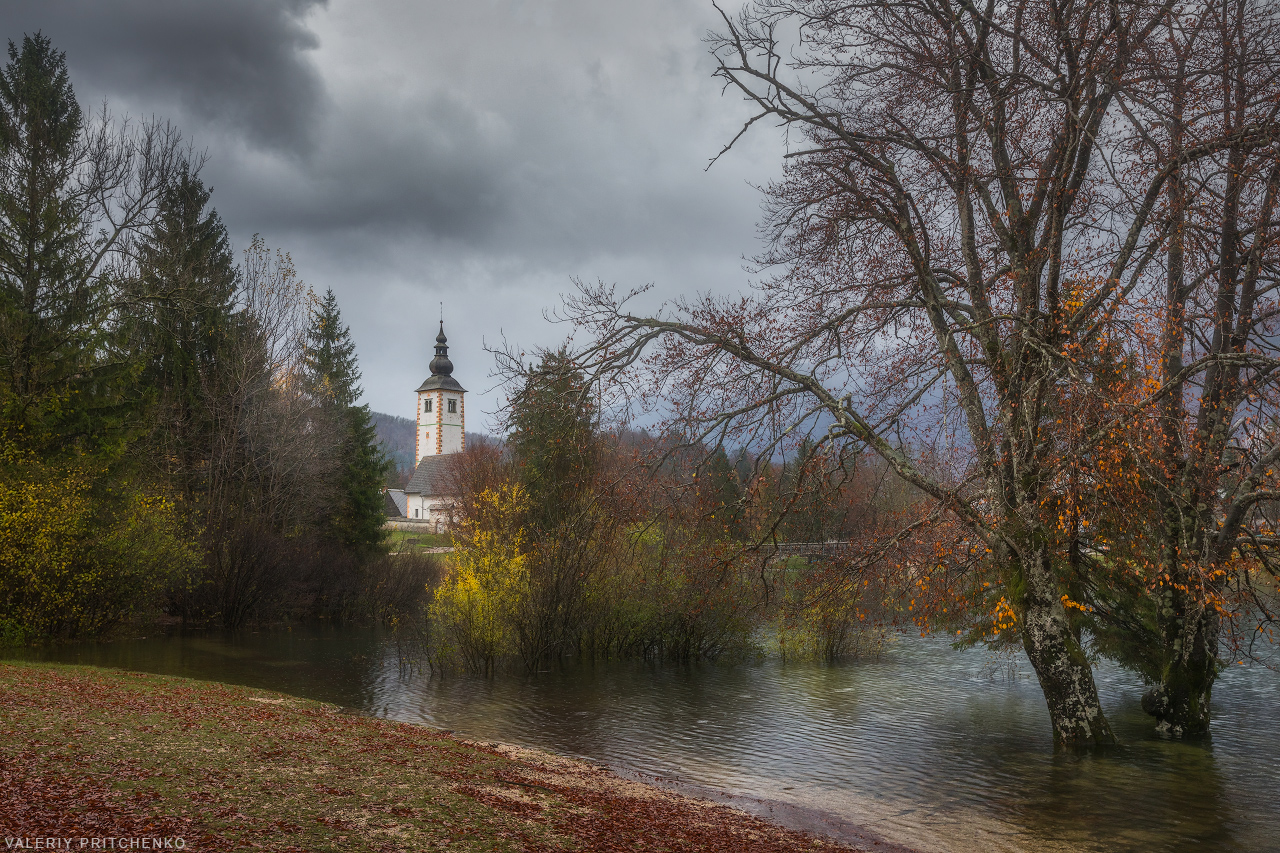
0, 0, 783, 423
0, 0, 327, 152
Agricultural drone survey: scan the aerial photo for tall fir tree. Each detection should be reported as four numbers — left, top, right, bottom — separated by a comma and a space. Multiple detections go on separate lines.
0, 33, 98, 452
506, 348, 597, 533
128, 169, 240, 495
700, 445, 742, 540
302, 289, 389, 557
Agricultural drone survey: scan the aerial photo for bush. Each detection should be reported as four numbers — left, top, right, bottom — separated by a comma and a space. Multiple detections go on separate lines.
363, 551, 443, 625
428, 484, 528, 674
0, 458, 197, 639
0, 616, 28, 648
776, 563, 884, 662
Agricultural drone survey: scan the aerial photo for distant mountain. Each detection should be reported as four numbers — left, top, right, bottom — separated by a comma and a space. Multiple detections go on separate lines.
370, 411, 499, 488
372, 412, 417, 486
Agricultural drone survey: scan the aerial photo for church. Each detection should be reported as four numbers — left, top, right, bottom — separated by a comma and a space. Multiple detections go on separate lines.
389, 321, 466, 531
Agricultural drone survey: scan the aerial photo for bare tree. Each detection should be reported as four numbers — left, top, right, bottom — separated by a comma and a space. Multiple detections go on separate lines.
194, 237, 335, 628
1113, 0, 1280, 735
566, 0, 1280, 745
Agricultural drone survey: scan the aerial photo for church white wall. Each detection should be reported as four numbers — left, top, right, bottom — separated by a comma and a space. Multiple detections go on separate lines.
440, 392, 464, 454
416, 389, 465, 457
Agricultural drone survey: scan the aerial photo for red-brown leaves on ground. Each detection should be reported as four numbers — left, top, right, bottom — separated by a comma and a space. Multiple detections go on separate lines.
1, 662, 883, 852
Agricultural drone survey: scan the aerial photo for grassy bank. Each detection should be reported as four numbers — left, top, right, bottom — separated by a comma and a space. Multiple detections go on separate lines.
384, 529, 453, 553
0, 662, 868, 852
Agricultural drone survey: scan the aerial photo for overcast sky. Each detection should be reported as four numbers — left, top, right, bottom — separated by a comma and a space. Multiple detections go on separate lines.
2, 0, 783, 432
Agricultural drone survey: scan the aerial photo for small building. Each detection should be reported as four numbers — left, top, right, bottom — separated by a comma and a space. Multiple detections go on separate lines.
401, 321, 465, 530
383, 488, 407, 518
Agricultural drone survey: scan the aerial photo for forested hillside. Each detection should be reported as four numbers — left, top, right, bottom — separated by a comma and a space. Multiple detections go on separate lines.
372, 411, 497, 488
372, 413, 415, 486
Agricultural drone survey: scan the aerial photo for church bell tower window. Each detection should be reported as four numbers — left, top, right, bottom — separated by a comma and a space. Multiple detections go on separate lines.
448, 398, 457, 413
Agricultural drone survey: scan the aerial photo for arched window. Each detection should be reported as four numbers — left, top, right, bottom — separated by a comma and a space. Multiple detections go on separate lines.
424, 398, 433, 413
447, 398, 457, 413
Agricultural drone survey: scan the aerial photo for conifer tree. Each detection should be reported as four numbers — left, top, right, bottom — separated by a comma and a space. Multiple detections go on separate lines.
302, 289, 389, 557
0, 32, 181, 454
506, 348, 597, 533
129, 169, 240, 493
701, 446, 742, 540
0, 33, 96, 450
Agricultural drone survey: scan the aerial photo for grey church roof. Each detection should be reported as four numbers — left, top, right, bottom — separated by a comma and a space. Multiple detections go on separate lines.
405, 455, 457, 497
416, 320, 467, 393
416, 374, 466, 392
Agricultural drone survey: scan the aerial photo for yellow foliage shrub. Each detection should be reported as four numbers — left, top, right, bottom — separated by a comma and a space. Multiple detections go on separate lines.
0, 456, 197, 639
429, 483, 530, 673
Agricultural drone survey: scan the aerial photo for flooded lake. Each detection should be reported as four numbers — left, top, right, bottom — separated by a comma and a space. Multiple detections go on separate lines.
7, 627, 1277, 852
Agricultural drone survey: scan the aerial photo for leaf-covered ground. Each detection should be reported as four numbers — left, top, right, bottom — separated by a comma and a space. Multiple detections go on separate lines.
0, 662, 882, 852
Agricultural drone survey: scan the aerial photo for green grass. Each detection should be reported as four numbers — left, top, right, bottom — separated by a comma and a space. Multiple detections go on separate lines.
1, 662, 563, 851
0, 662, 855, 852
385, 529, 454, 552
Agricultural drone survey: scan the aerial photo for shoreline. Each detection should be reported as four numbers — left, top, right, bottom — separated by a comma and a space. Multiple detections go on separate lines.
431, 735, 925, 853
1, 661, 927, 853
606, 766, 924, 853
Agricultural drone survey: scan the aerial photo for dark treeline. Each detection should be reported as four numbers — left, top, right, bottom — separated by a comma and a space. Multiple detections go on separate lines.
0, 34, 396, 640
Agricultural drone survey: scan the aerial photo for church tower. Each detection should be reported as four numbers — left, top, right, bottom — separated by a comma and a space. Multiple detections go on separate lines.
415, 321, 466, 458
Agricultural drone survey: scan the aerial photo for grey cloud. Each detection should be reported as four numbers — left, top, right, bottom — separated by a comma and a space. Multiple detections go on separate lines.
0, 0, 327, 152
0, 0, 784, 425
195, 0, 773, 255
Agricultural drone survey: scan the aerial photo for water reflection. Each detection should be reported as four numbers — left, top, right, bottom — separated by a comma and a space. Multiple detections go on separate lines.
7, 629, 1274, 853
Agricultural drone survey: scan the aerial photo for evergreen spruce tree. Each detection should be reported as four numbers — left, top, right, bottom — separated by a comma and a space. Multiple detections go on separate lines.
0, 33, 98, 451
129, 169, 240, 494
302, 289, 389, 557
0, 32, 181, 455
701, 446, 742, 540
506, 348, 597, 533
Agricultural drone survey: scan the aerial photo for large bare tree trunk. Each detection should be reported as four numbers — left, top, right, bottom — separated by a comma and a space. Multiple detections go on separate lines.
1020, 546, 1116, 745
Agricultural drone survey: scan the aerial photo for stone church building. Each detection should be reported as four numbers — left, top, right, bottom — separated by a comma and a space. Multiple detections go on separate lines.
390, 321, 465, 530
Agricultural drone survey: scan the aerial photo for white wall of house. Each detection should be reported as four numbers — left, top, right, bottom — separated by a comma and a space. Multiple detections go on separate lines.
404, 493, 455, 531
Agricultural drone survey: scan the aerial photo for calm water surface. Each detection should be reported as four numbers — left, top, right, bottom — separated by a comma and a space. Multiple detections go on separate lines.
7, 628, 1277, 853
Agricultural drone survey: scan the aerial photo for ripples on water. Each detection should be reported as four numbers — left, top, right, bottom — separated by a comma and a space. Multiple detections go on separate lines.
9, 629, 1277, 853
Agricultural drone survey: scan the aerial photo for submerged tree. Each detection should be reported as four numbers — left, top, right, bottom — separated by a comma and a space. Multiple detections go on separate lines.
1109, 0, 1280, 736
500, 348, 602, 668
567, 0, 1280, 744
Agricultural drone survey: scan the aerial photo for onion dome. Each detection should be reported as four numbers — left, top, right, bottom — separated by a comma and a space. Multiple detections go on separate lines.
416, 319, 466, 393
429, 321, 454, 376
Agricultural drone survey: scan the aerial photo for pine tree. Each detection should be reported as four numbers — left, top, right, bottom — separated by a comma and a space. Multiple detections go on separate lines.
506, 348, 597, 533
0, 33, 182, 456
701, 445, 742, 540
302, 289, 389, 557
0, 33, 97, 451
129, 169, 240, 493
303, 290, 360, 408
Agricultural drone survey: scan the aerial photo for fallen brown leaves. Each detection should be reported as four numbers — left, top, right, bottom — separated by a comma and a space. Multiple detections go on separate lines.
0, 662, 875, 852
0, 768, 206, 840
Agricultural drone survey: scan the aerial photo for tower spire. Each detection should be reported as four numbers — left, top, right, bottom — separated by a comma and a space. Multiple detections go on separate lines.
430, 320, 453, 376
